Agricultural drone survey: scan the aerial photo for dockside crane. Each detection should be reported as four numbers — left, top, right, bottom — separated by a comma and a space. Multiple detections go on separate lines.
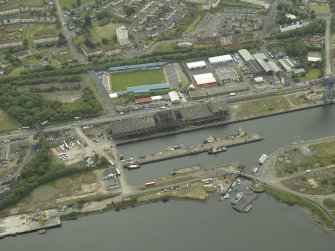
323, 75, 335, 104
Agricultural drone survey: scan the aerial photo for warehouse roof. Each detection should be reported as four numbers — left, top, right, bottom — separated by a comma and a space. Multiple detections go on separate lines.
186, 61, 206, 69
193, 73, 216, 86
134, 97, 152, 104
168, 91, 180, 103
255, 58, 272, 73
208, 55, 233, 64
238, 49, 254, 62
268, 61, 281, 73
253, 53, 268, 61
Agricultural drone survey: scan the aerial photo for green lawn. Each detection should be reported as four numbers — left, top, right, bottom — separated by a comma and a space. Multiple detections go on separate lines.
153, 42, 176, 53
83, 74, 105, 114
110, 69, 166, 92
90, 23, 117, 42
186, 15, 203, 32
0, 110, 20, 132
309, 4, 330, 15
299, 68, 321, 82
59, 0, 95, 9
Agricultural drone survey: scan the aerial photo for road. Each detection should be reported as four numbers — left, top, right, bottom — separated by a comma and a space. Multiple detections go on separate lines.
74, 127, 133, 195
324, 16, 332, 76
0, 81, 324, 142
54, 0, 116, 116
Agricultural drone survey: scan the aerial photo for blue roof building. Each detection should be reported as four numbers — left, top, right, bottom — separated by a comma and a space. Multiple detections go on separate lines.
127, 83, 170, 93
108, 62, 167, 72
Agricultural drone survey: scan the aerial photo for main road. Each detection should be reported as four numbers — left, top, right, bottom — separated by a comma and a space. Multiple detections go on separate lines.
54, 0, 116, 116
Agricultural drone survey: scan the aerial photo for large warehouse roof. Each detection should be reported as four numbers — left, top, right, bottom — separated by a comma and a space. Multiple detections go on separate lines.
208, 55, 233, 64
268, 61, 281, 73
186, 61, 206, 69
193, 73, 216, 86
238, 49, 254, 62
255, 58, 272, 73
168, 91, 180, 103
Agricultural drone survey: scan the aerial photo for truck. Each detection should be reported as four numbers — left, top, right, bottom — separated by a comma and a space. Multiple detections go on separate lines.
109, 160, 115, 166
229, 92, 236, 97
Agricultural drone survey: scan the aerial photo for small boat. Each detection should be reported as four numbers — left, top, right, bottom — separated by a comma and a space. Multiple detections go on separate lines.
251, 167, 258, 173
258, 154, 268, 165
244, 204, 253, 213
231, 192, 244, 205
38, 229, 46, 234
127, 164, 140, 170
223, 193, 230, 199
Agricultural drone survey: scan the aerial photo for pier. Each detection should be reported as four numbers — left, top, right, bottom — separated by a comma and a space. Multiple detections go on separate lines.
233, 193, 259, 213
0, 209, 61, 238
123, 133, 263, 167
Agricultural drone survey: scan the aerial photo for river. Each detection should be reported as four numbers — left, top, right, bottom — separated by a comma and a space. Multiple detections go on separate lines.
1, 106, 335, 250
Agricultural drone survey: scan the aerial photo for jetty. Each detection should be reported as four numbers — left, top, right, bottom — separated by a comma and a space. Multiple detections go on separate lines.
233, 193, 259, 213
0, 209, 61, 238
123, 133, 263, 167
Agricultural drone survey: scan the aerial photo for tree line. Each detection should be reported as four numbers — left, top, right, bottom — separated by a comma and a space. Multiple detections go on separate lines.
0, 84, 102, 126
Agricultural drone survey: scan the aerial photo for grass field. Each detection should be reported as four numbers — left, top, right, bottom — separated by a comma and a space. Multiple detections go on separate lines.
110, 69, 166, 92
309, 4, 330, 15
153, 42, 176, 53
0, 0, 44, 10
90, 23, 117, 43
186, 15, 203, 32
299, 68, 321, 82
0, 110, 20, 132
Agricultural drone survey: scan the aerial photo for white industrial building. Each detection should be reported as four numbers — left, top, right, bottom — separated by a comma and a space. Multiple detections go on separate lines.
268, 61, 282, 74
116, 26, 129, 46
193, 73, 217, 87
186, 61, 206, 70
168, 91, 180, 104
307, 56, 321, 62
208, 55, 233, 65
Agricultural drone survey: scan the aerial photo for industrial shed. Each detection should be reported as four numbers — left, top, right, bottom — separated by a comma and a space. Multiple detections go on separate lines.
193, 73, 217, 87
238, 49, 254, 62
208, 55, 233, 65
127, 83, 170, 93
186, 61, 206, 70
168, 91, 180, 104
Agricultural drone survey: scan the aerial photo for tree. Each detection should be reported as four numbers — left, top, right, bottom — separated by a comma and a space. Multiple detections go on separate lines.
101, 37, 108, 44
83, 15, 92, 28
23, 39, 28, 48
76, 0, 81, 7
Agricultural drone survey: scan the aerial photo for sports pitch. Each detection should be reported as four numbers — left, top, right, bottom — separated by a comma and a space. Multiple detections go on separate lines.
110, 69, 166, 92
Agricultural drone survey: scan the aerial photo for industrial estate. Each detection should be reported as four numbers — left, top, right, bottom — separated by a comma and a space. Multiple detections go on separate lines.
1, 0, 335, 239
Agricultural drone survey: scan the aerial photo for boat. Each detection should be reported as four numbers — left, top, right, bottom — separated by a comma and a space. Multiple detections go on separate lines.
251, 167, 258, 173
244, 204, 253, 213
258, 154, 268, 165
38, 229, 46, 234
127, 164, 140, 170
208, 145, 227, 154
231, 192, 244, 205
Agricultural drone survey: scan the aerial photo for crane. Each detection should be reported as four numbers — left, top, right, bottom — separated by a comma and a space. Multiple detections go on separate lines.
323, 75, 335, 104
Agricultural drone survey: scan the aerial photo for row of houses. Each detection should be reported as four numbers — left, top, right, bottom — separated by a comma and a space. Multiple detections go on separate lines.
0, 16, 56, 25
0, 2, 55, 16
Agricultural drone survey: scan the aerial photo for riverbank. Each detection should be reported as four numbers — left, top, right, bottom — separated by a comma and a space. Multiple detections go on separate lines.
263, 184, 335, 231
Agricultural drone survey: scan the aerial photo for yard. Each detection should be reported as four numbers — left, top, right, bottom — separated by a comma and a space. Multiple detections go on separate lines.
309, 4, 330, 15
110, 69, 166, 92
299, 68, 321, 82
0, 109, 20, 132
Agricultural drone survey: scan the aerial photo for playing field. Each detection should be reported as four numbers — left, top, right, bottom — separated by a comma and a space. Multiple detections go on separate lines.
309, 4, 330, 15
0, 110, 19, 132
110, 69, 166, 92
